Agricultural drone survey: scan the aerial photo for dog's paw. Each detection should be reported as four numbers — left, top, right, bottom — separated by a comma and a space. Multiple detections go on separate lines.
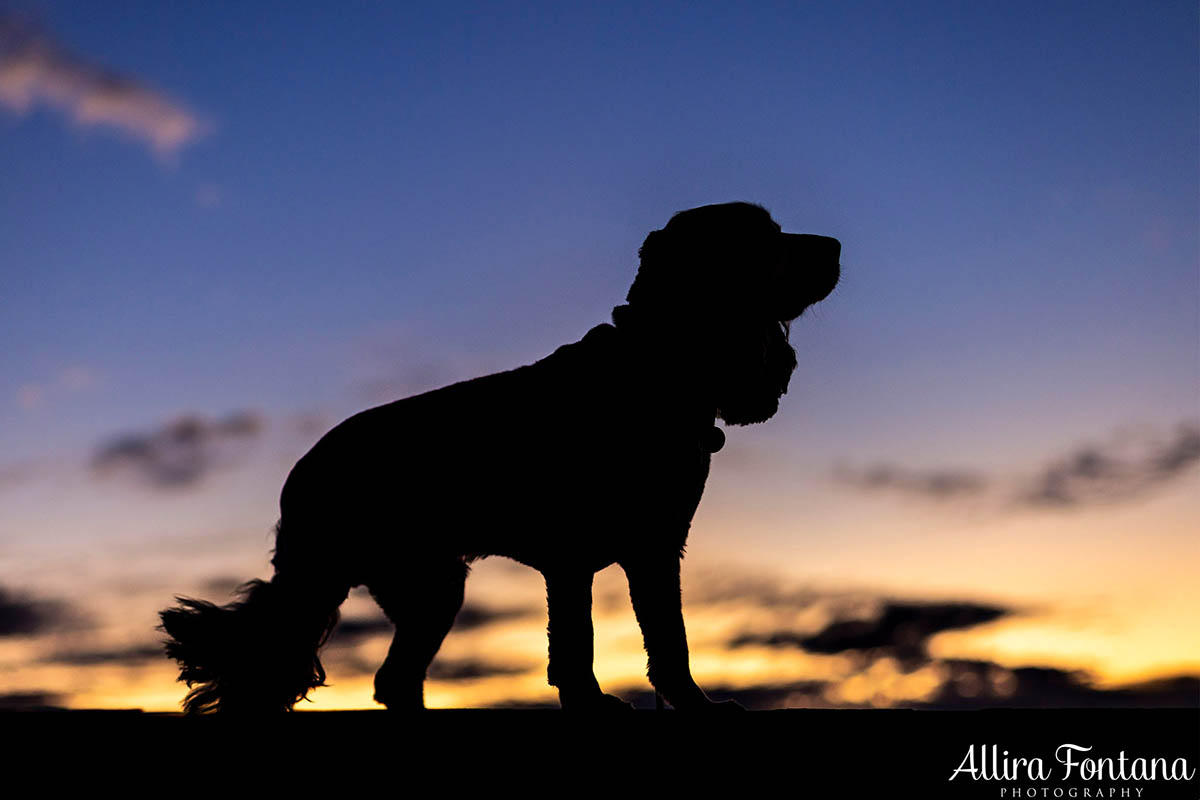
558, 689, 636, 712
660, 687, 746, 711
700, 698, 747, 711
597, 693, 637, 711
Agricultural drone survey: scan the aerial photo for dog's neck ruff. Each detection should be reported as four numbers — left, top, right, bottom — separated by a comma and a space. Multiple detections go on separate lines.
596, 316, 728, 455
583, 319, 725, 455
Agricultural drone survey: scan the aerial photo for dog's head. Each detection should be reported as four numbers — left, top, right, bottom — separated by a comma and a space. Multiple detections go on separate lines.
619, 202, 839, 425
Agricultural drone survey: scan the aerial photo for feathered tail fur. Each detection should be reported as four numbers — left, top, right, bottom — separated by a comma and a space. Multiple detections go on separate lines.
159, 573, 343, 714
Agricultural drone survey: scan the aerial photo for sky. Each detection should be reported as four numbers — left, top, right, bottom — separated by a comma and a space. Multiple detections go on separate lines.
0, 1, 1196, 711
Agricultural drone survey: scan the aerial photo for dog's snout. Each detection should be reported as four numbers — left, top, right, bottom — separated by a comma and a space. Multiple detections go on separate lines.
806, 234, 840, 302
777, 233, 841, 319
799, 233, 840, 264
816, 240, 840, 301
825, 236, 841, 264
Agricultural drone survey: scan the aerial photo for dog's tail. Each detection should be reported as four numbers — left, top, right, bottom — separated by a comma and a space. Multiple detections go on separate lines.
159, 536, 346, 714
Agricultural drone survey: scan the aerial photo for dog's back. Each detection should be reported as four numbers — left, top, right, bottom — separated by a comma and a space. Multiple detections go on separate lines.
275, 323, 672, 576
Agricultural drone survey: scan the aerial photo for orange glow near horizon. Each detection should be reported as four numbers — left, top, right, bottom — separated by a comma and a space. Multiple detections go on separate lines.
4, 535, 1197, 712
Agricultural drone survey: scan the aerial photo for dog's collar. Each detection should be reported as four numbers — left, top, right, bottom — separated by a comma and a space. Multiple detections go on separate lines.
701, 426, 725, 454
594, 321, 724, 454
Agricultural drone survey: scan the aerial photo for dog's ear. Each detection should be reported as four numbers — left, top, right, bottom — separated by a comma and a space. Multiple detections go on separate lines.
628, 224, 769, 317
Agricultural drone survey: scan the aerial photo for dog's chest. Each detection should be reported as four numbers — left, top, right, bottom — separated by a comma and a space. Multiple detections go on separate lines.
526, 413, 716, 551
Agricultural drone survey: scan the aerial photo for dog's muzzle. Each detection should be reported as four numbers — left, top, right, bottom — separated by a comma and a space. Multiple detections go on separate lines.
775, 234, 840, 321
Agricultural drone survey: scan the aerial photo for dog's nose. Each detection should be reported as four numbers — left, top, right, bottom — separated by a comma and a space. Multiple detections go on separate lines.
808, 235, 840, 300
777, 233, 840, 319
793, 233, 840, 264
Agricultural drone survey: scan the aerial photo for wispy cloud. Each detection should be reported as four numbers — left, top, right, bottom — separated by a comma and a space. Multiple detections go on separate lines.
91, 411, 263, 489
41, 645, 163, 667
1020, 424, 1200, 508
0, 586, 77, 636
333, 651, 531, 682
834, 423, 1200, 511
328, 601, 537, 651
329, 615, 393, 648
0, 14, 207, 157
451, 603, 538, 631
730, 600, 1009, 661
0, 691, 66, 710
833, 464, 987, 499
919, 661, 1199, 710
427, 658, 529, 682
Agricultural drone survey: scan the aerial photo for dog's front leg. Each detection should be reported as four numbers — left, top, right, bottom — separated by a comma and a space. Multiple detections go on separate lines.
544, 569, 632, 710
624, 553, 744, 711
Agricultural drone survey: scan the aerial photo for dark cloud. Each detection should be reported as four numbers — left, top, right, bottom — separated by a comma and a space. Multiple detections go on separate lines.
0, 691, 67, 710
325, 649, 528, 683
0, 587, 74, 636
321, 651, 379, 677
40, 645, 163, 667
834, 422, 1199, 511
0, 13, 206, 157
91, 411, 263, 489
329, 602, 536, 650
1020, 424, 1200, 508
730, 601, 1008, 661
427, 658, 529, 682
1152, 425, 1200, 474
728, 630, 811, 650
919, 660, 1200, 710
452, 603, 538, 631
688, 574, 820, 610
487, 668, 1200, 710
833, 464, 988, 499
732, 667, 1200, 710
329, 615, 393, 647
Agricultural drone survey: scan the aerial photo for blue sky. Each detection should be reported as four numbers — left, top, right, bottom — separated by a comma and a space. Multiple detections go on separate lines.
4, 1, 1195, 458
0, 1, 1196, 709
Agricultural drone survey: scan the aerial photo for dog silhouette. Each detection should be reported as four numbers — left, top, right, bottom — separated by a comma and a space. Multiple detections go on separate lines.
160, 202, 840, 712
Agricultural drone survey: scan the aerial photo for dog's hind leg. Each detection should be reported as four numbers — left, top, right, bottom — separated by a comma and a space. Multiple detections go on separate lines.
368, 557, 467, 710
